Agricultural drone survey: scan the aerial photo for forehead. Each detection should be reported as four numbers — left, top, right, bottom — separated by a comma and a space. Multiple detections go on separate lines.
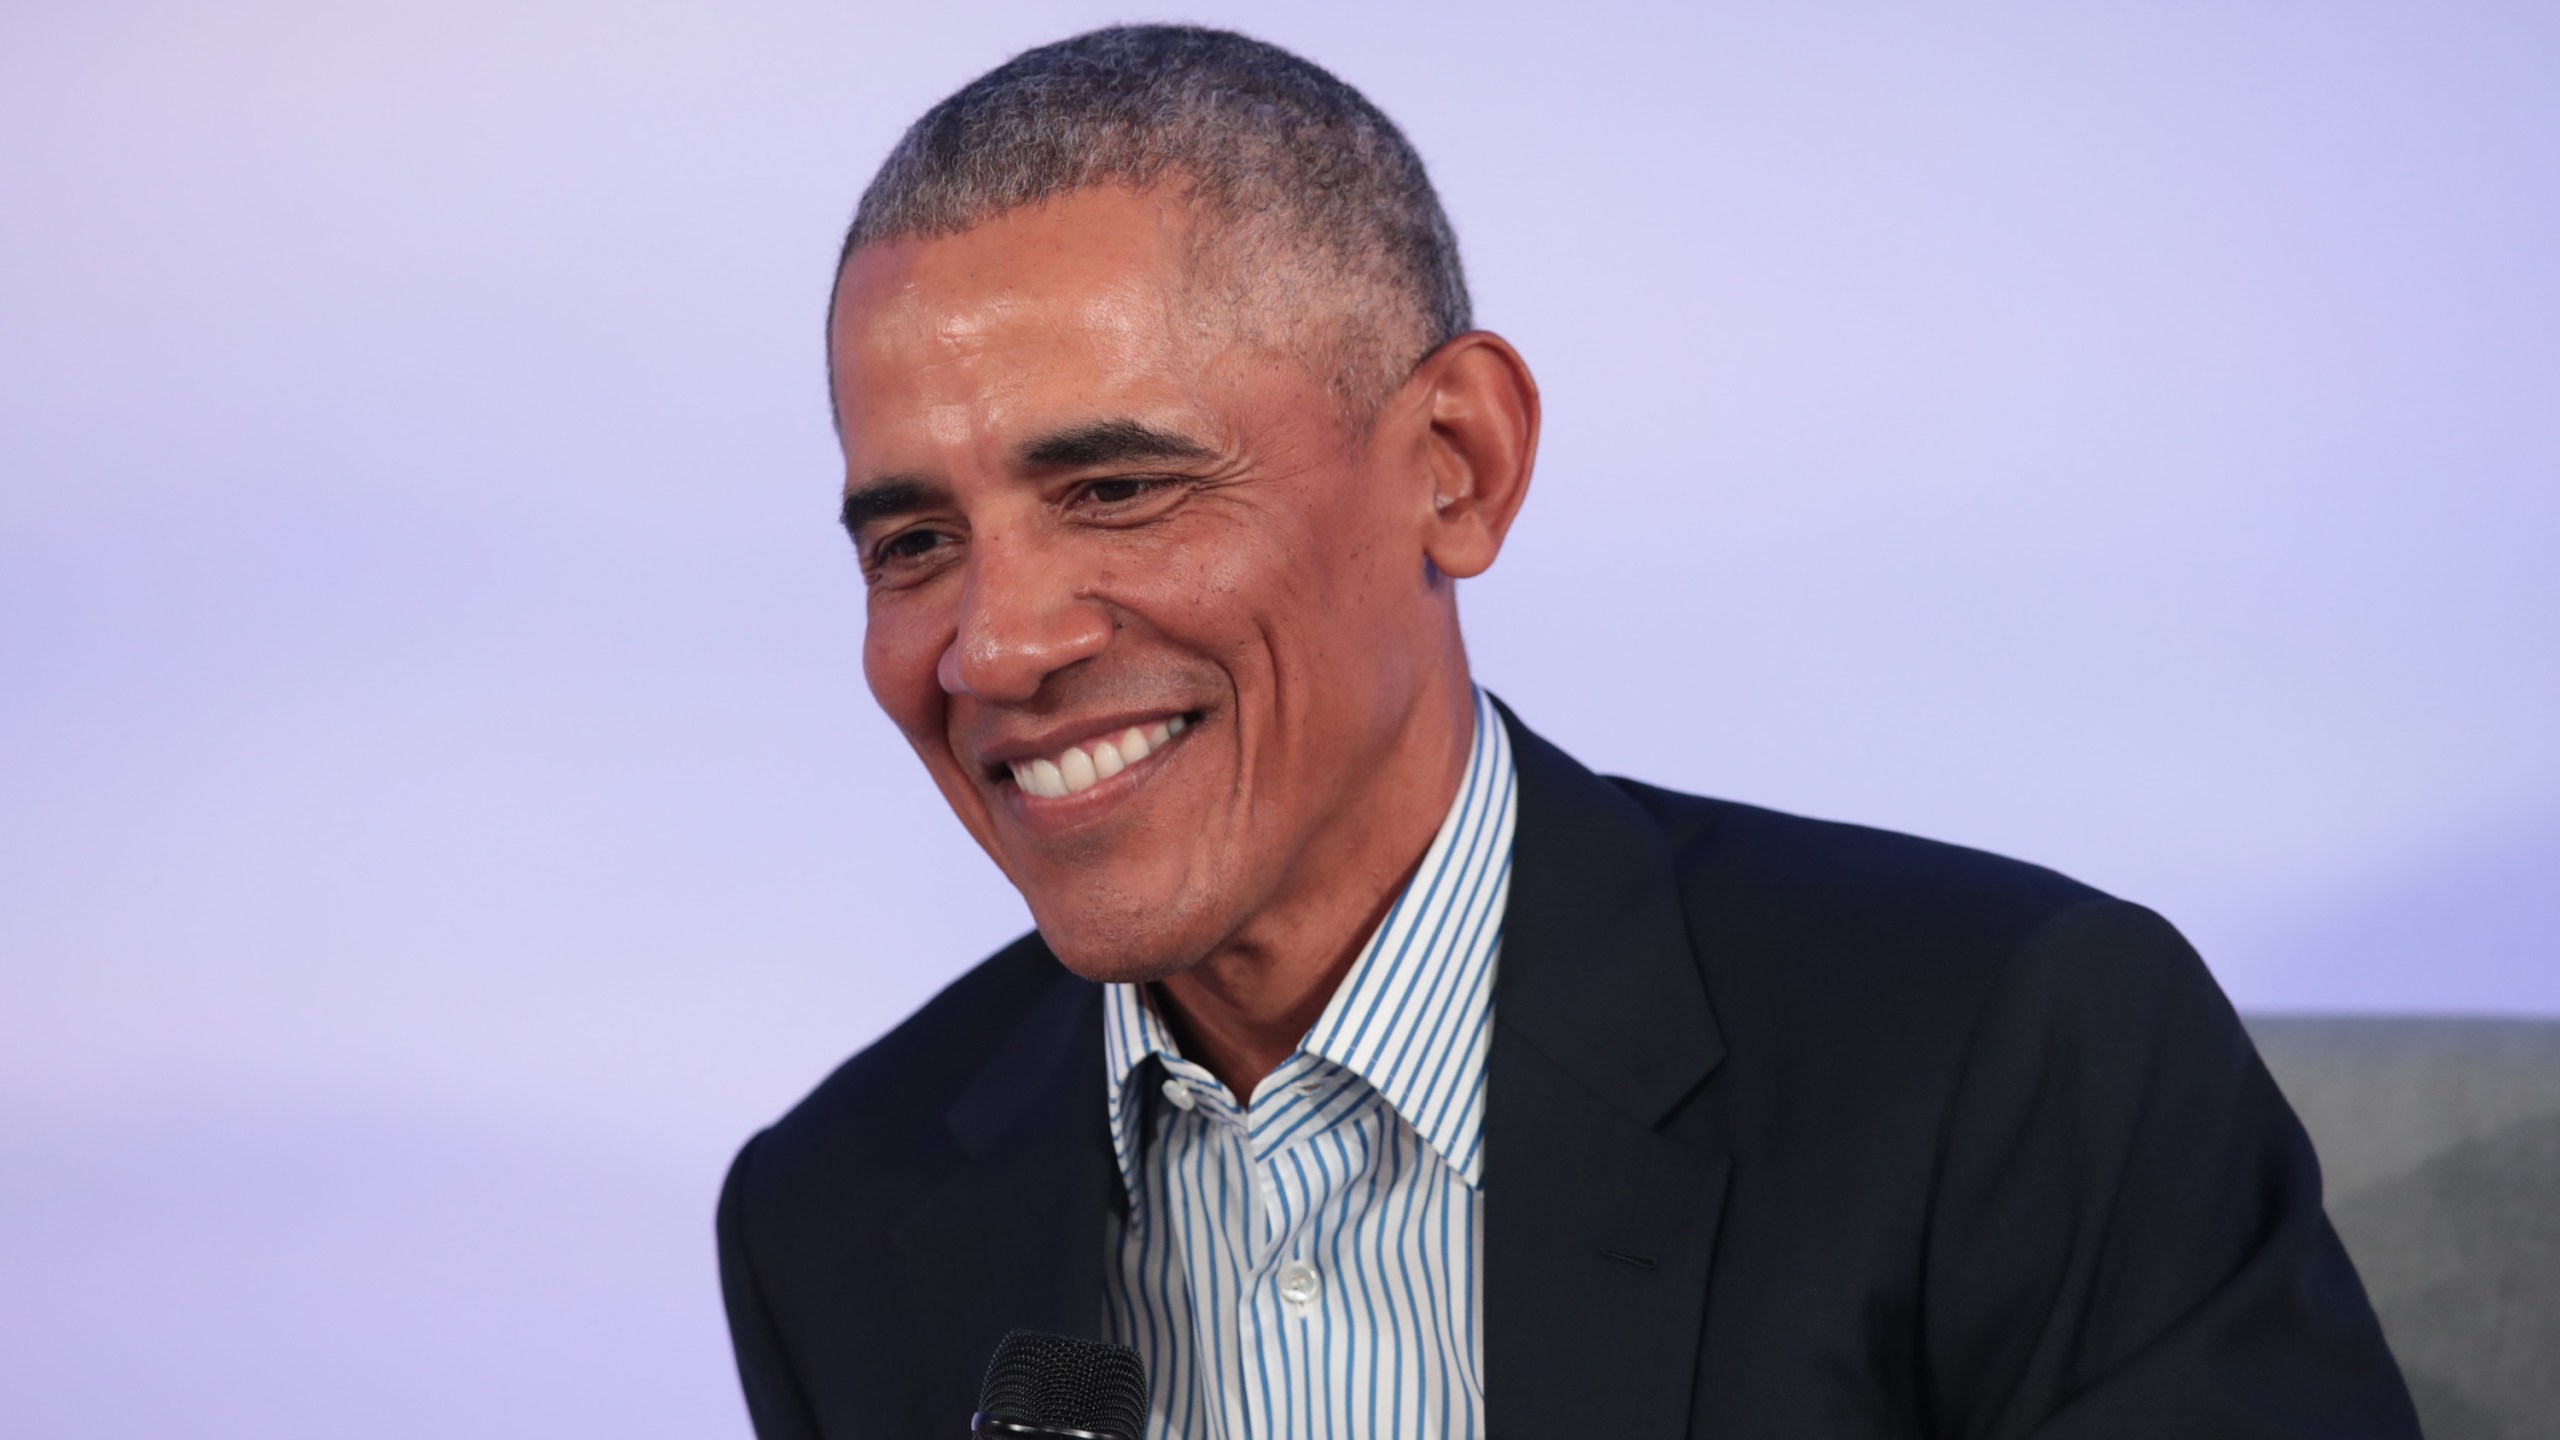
828, 188, 1220, 445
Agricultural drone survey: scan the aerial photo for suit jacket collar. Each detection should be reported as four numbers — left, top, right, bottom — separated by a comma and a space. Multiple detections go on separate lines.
1485, 697, 1730, 1439
891, 699, 1729, 1437
1488, 697, 1724, 1122
891, 957, 1116, 1419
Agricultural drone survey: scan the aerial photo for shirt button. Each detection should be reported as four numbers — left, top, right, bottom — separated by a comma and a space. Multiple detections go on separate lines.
1277, 1261, 1322, 1306
1292, 1079, 1324, 1096
1160, 1077, 1197, 1111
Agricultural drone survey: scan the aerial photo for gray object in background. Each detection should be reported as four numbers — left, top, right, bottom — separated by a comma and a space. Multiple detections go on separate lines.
2249, 1017, 2560, 1440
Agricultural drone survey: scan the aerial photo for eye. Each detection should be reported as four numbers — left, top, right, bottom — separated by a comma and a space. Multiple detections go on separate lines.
862, 524, 960, 586
1082, 477, 1164, 505
877, 528, 949, 561
1070, 475, 1193, 521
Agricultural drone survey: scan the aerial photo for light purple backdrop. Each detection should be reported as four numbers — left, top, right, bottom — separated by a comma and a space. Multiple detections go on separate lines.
4, 2, 2553, 1434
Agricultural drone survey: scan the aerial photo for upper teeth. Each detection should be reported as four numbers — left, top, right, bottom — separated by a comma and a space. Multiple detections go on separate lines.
1010, 716, 1187, 799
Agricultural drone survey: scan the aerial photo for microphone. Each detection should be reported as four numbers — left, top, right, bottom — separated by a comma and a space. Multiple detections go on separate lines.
970, 1329, 1149, 1440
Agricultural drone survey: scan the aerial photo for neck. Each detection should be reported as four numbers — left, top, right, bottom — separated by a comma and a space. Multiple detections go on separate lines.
1153, 678, 1478, 1100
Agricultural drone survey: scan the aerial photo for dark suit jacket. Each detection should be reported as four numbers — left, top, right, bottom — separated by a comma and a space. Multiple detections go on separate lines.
719, 703, 2418, 1437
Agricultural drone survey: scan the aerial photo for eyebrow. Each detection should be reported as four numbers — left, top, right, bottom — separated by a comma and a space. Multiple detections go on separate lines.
1017, 418, 1217, 471
838, 476, 937, 537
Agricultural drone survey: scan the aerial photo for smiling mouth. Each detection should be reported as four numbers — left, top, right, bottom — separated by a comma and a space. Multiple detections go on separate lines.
1000, 713, 1196, 799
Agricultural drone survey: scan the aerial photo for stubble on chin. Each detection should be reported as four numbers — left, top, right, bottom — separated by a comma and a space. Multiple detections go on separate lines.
1028, 881, 1232, 987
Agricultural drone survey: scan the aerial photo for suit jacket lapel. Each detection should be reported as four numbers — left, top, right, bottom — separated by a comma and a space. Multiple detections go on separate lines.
1487, 701, 1730, 1439
891, 958, 1115, 1417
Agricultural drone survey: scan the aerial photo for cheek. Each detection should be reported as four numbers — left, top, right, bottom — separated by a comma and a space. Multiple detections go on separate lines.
1246, 487, 1409, 637
1128, 520, 1309, 668
861, 597, 952, 743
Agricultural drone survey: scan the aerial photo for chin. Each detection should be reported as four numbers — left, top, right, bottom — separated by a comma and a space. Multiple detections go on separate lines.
1043, 945, 1199, 987
1028, 895, 1226, 987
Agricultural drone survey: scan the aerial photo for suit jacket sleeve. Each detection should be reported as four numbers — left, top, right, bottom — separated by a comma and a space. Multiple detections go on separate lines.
1920, 899, 2419, 1438
719, 1129, 823, 1440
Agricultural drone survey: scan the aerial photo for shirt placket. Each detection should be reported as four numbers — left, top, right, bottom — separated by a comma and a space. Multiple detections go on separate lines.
1264, 1061, 1375, 1440
1160, 1063, 1257, 1440
1234, 1059, 1315, 1440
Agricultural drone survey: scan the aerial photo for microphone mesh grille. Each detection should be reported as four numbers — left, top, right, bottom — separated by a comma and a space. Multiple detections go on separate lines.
976, 1329, 1149, 1439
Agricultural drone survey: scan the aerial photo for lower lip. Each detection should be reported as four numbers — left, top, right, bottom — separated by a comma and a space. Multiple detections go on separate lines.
998, 723, 1192, 832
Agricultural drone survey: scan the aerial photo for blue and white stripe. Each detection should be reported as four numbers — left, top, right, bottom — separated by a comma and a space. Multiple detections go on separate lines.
1101, 687, 1517, 1440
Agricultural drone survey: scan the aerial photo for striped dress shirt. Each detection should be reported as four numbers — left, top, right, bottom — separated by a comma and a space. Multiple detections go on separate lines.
1101, 687, 1517, 1439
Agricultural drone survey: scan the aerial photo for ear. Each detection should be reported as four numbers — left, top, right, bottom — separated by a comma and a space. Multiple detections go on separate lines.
1402, 331, 1540, 581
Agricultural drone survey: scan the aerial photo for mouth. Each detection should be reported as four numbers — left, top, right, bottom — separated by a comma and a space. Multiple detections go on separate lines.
990, 712, 1199, 801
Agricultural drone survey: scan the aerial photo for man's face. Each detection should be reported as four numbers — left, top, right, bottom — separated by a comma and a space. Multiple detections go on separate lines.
830, 186, 1456, 982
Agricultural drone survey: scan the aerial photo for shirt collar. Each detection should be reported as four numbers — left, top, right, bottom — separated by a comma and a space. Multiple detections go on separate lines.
1103, 687, 1518, 1196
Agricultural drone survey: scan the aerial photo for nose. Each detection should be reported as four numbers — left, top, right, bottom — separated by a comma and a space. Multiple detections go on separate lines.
937, 533, 1114, 704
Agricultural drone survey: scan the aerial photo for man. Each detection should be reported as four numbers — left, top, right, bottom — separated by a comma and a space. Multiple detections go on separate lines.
718, 25, 2419, 1439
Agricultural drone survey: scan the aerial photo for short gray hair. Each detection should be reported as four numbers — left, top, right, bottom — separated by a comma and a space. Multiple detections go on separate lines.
839, 25, 1472, 417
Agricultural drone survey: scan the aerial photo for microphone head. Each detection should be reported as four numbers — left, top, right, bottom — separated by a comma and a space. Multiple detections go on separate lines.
972, 1329, 1149, 1440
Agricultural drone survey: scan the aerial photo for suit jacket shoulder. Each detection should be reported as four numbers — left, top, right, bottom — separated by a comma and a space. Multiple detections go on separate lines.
1593, 781, 2414, 1439
1611, 777, 2202, 1165
720, 931, 1108, 1440
1619, 777, 2100, 925
1489, 709, 2413, 1438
